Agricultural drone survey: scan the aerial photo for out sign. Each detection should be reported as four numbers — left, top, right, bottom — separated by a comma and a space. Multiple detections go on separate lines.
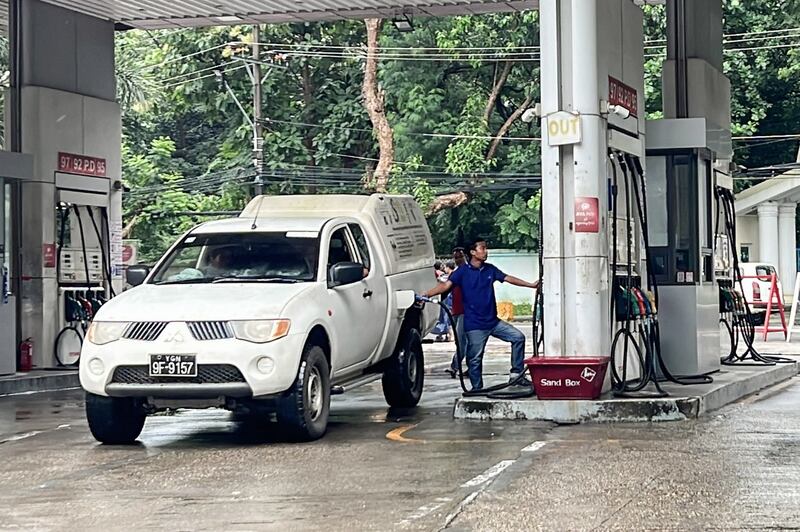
546, 111, 582, 146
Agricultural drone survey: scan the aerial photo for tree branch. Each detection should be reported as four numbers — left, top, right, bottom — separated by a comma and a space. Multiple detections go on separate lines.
486, 93, 534, 162
426, 191, 472, 216
122, 214, 140, 239
361, 18, 394, 193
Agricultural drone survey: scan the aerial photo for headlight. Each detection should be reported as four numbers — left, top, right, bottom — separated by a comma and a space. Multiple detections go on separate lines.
86, 322, 129, 345
231, 320, 291, 343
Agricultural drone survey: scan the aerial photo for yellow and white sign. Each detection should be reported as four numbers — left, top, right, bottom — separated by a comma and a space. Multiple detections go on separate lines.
546, 111, 582, 146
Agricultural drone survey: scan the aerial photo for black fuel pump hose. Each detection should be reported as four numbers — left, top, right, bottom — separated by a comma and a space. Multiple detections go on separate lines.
532, 200, 545, 357
608, 154, 668, 397
99, 208, 118, 298
72, 207, 93, 293
416, 296, 536, 399
56, 204, 70, 283
87, 207, 116, 298
715, 186, 794, 365
713, 190, 739, 359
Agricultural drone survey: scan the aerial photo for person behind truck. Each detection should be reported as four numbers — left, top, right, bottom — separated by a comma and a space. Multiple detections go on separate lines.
446, 248, 467, 378
422, 238, 539, 391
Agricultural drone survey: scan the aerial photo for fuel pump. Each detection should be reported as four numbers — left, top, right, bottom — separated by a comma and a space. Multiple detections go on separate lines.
642, 119, 725, 378
607, 147, 715, 398
715, 186, 794, 366
54, 202, 112, 366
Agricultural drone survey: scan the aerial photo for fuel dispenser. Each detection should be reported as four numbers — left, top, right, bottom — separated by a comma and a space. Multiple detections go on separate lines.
643, 118, 726, 376
53, 173, 115, 366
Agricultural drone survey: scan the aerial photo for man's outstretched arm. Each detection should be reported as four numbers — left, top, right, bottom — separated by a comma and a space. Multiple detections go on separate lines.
505, 275, 539, 289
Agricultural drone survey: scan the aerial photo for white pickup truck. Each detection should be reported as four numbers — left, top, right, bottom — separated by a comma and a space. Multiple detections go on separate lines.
80, 194, 438, 443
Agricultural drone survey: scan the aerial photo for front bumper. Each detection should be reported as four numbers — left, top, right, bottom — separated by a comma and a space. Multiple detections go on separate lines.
79, 325, 307, 399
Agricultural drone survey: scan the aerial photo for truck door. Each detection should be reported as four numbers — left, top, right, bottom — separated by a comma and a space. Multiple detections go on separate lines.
325, 225, 387, 372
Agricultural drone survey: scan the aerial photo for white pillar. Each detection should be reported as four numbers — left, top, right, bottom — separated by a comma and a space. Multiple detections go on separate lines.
757, 201, 779, 268
540, 0, 610, 357
778, 203, 797, 296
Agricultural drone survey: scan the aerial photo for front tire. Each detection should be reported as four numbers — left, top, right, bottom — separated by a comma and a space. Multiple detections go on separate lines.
276, 345, 331, 441
382, 327, 424, 408
85, 392, 146, 445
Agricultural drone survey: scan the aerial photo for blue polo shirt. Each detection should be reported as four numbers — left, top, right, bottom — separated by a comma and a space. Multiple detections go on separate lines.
448, 262, 506, 331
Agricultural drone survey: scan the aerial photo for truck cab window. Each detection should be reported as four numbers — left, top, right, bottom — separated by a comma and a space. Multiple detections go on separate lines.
328, 228, 357, 270
348, 224, 371, 270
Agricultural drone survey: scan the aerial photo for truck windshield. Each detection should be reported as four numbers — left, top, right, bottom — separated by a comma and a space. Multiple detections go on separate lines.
151, 232, 320, 285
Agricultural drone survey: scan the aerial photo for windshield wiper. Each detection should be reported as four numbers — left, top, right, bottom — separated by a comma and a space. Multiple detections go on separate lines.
211, 275, 304, 284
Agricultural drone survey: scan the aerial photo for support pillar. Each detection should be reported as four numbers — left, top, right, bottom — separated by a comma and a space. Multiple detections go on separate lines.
540, 0, 611, 357
757, 201, 779, 268
778, 203, 797, 296
8, 0, 121, 367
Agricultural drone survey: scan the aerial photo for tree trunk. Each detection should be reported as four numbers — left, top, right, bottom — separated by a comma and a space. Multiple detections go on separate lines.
362, 18, 394, 193
301, 62, 316, 168
484, 61, 514, 125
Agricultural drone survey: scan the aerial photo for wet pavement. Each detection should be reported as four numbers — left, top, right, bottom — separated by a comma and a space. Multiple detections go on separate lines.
2, 333, 800, 531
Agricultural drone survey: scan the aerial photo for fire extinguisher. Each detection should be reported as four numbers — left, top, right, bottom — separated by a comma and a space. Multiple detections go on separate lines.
19, 338, 33, 372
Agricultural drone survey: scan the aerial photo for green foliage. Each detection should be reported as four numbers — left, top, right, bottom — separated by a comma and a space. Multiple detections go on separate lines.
116, 6, 800, 259
497, 191, 540, 250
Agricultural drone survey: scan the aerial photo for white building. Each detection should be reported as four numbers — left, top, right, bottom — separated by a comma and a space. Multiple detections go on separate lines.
735, 170, 800, 297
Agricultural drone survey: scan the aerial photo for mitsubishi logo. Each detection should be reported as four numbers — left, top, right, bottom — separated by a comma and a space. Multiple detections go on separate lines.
581, 367, 597, 383
164, 331, 185, 343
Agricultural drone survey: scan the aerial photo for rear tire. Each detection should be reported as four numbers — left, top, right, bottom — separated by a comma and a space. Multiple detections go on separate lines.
85, 392, 146, 445
276, 345, 330, 441
382, 327, 424, 408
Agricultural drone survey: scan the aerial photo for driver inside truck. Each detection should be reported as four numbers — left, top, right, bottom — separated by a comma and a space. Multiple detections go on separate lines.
205, 246, 235, 278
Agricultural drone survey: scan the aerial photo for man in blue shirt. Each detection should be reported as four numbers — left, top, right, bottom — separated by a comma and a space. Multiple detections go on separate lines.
423, 238, 539, 390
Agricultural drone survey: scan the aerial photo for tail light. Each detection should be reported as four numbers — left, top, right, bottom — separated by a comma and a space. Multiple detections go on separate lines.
752, 281, 762, 301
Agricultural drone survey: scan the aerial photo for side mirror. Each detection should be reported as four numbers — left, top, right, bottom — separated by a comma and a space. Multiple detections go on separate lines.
395, 290, 416, 310
329, 262, 365, 288
126, 265, 151, 287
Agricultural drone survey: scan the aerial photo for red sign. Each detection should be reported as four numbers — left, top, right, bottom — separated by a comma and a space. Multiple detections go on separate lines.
608, 77, 638, 117
574, 197, 600, 233
58, 152, 107, 177
122, 245, 134, 263
43, 243, 56, 268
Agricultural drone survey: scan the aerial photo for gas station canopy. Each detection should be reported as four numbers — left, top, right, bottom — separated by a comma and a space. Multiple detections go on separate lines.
26, 0, 540, 28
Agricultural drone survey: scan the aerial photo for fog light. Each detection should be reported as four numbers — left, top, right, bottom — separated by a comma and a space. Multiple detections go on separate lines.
256, 356, 275, 375
88, 358, 105, 376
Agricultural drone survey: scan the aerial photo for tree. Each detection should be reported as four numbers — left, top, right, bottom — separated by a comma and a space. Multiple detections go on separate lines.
362, 19, 395, 192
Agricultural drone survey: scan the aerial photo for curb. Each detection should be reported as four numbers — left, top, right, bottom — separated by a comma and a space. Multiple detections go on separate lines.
453, 362, 799, 423
0, 371, 80, 396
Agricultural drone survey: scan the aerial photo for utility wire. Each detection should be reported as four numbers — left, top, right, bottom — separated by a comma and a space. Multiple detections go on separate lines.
261, 117, 540, 141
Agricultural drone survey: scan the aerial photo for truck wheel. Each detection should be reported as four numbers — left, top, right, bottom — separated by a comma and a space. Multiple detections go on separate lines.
85, 392, 146, 445
276, 345, 330, 441
382, 327, 424, 408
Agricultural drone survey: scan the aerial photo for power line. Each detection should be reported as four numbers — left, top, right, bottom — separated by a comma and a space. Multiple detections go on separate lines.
261, 117, 540, 142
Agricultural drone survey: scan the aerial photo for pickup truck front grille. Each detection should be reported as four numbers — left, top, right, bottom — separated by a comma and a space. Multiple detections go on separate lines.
111, 365, 246, 384
188, 321, 233, 341
123, 322, 169, 342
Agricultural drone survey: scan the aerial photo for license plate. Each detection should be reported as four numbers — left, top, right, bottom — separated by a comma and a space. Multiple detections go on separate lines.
149, 354, 197, 377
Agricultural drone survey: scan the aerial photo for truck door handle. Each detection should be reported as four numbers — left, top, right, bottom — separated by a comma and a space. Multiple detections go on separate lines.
362, 289, 373, 299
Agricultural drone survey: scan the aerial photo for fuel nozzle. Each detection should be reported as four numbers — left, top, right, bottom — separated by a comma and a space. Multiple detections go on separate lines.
645, 291, 657, 315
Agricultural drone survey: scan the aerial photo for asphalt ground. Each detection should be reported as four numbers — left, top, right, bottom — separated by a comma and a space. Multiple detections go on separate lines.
2, 329, 800, 531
